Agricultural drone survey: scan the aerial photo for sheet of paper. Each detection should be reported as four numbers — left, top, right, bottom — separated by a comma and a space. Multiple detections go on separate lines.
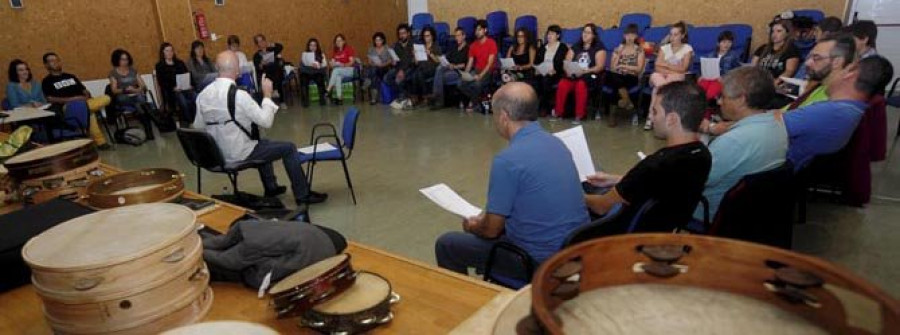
700, 57, 721, 80
388, 49, 400, 62
175, 73, 191, 91
534, 62, 553, 75
459, 70, 476, 82
414, 44, 428, 62
301, 52, 319, 67
564, 61, 585, 76
439, 55, 451, 67
262, 52, 275, 65
284, 65, 296, 75
419, 183, 483, 218
297, 143, 339, 155
39, 103, 52, 110
368, 54, 383, 66
499, 58, 516, 70
779, 77, 808, 99
553, 126, 597, 182
637, 151, 647, 160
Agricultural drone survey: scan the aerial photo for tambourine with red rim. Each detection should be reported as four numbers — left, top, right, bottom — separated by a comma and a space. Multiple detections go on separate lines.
268, 254, 356, 319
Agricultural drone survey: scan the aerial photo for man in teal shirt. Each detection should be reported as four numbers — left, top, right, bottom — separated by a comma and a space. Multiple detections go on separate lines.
693, 66, 788, 225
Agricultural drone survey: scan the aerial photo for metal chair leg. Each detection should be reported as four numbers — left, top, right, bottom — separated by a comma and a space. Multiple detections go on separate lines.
196, 166, 202, 193
339, 157, 357, 205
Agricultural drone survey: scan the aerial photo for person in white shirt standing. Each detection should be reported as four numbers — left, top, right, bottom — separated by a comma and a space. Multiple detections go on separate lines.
193, 51, 328, 205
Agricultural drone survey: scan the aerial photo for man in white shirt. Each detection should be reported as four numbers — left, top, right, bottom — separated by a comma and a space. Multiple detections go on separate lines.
193, 51, 327, 205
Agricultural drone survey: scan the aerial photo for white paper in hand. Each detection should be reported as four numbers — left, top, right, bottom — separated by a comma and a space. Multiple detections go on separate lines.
500, 58, 516, 70
413, 44, 428, 62
439, 55, 451, 67
459, 71, 476, 82
388, 49, 400, 62
368, 54, 383, 66
301, 52, 318, 67
175, 73, 191, 91
297, 143, 339, 155
700, 57, 721, 79
564, 61, 584, 76
534, 62, 553, 75
419, 183, 482, 218
553, 126, 597, 182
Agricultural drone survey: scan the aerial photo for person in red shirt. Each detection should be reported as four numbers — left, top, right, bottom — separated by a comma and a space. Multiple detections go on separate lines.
459, 19, 498, 113
326, 34, 357, 105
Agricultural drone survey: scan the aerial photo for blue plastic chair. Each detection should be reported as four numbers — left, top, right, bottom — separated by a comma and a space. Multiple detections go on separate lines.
486, 10, 510, 41
52, 100, 89, 140
504, 15, 539, 50
689, 26, 723, 73
720, 24, 753, 62
642, 26, 670, 44
411, 12, 434, 37
620, 13, 652, 33
793, 9, 825, 23
561, 28, 582, 46
299, 107, 360, 204
457, 16, 477, 42
434, 21, 452, 52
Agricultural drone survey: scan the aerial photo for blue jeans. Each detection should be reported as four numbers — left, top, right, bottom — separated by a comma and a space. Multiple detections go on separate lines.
432, 66, 461, 104
384, 68, 415, 100
245, 139, 309, 201
435, 232, 535, 279
458, 72, 493, 101
168, 90, 196, 124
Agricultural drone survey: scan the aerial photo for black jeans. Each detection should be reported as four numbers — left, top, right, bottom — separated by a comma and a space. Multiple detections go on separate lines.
245, 139, 310, 202
299, 69, 327, 106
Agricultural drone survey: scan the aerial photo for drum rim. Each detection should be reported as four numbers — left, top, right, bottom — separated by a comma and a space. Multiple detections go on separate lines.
3, 139, 94, 165
529, 233, 900, 334
21, 203, 197, 271
306, 271, 392, 316
491, 285, 532, 335
269, 254, 351, 295
85, 168, 185, 209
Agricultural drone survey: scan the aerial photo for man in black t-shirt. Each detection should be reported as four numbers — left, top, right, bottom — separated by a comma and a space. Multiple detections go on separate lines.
252, 34, 284, 103
584, 81, 711, 233
41, 52, 110, 147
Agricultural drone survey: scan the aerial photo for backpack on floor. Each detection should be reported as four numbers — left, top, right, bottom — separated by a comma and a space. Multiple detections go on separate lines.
145, 103, 177, 133
114, 127, 146, 146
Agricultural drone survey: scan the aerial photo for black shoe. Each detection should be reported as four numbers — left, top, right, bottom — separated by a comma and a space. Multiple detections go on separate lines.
264, 185, 287, 197
319, 98, 327, 106
297, 191, 328, 205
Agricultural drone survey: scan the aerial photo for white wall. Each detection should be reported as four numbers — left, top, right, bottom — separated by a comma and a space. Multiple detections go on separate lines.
849, 0, 900, 86
407, 0, 428, 23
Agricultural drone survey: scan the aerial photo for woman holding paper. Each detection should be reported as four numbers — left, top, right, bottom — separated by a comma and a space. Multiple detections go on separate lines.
534, 25, 569, 116
187, 40, 217, 92
504, 27, 537, 82
605, 24, 646, 126
554, 23, 606, 123
299, 38, 328, 107
365, 32, 394, 105
155, 42, 196, 124
411, 26, 442, 107
646, 21, 693, 130
5, 59, 46, 109
325, 34, 357, 106
697, 31, 742, 101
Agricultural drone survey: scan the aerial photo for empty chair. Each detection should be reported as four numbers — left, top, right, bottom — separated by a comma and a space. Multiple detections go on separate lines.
619, 13, 652, 33
720, 24, 753, 61
793, 9, 825, 23
457, 16, 477, 42
299, 107, 360, 204
486, 10, 510, 40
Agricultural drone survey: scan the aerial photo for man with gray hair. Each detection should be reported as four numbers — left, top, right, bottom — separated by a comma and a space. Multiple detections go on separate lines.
435, 82, 588, 278
194, 51, 327, 205
691, 66, 788, 226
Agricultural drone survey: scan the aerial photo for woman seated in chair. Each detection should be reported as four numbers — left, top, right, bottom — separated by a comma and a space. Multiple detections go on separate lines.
299, 38, 328, 107
605, 24, 646, 127
6, 59, 46, 109
109, 48, 154, 140
646, 21, 693, 130
325, 34, 357, 105
155, 43, 196, 125
187, 40, 217, 92
697, 30, 742, 102
503, 27, 536, 84
554, 23, 606, 123
365, 32, 394, 105
752, 19, 800, 83
411, 26, 442, 107
534, 25, 568, 116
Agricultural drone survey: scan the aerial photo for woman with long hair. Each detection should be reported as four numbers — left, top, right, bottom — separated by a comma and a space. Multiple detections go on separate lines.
187, 40, 217, 91
299, 38, 328, 107
155, 42, 196, 124
554, 23, 606, 123
646, 21, 694, 130
325, 34, 357, 105
752, 19, 800, 81
605, 24, 646, 127
504, 27, 537, 82
5, 59, 45, 108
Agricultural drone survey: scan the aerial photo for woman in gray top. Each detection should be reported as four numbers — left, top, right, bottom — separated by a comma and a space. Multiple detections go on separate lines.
108, 48, 155, 139
365, 32, 394, 105
188, 40, 217, 91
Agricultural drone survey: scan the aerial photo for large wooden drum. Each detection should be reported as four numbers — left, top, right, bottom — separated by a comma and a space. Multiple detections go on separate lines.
85, 168, 185, 209
3, 139, 102, 204
501, 234, 900, 335
21, 203, 212, 334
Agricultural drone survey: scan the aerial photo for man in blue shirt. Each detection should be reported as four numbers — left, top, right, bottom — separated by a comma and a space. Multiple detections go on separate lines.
435, 82, 589, 277
693, 66, 787, 224
784, 35, 890, 171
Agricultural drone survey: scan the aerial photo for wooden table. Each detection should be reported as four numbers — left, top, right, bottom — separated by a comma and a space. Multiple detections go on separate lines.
0, 108, 55, 125
0, 164, 508, 334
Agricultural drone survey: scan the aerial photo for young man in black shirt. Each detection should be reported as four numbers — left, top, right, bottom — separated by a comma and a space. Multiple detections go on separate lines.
386, 23, 416, 109
41, 52, 110, 148
584, 81, 711, 233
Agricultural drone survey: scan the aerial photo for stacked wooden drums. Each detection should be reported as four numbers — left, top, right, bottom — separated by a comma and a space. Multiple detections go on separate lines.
3, 139, 103, 204
21, 203, 212, 334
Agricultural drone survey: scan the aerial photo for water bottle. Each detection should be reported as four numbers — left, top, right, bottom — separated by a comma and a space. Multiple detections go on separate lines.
481, 94, 492, 114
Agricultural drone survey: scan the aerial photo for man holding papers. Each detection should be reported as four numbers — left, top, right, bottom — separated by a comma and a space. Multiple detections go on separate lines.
583, 81, 710, 233
435, 83, 588, 277
458, 19, 498, 113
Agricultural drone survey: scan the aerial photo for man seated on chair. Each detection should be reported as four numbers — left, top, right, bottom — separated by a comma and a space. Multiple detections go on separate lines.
252, 34, 285, 104
193, 51, 327, 205
459, 19, 498, 113
434, 82, 588, 276
783, 38, 893, 171
41, 52, 110, 148
584, 81, 711, 233
690, 67, 787, 231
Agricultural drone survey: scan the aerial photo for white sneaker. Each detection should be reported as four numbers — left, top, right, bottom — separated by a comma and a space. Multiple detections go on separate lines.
390, 99, 403, 109
402, 99, 413, 109
631, 114, 639, 126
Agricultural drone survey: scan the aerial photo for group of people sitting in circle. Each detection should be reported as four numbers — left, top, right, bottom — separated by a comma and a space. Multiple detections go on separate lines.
433, 16, 894, 282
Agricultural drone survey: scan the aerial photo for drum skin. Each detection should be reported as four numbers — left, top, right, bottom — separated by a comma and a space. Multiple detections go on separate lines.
268, 254, 356, 319
21, 204, 212, 334
300, 271, 399, 334
528, 234, 900, 335
5, 140, 102, 205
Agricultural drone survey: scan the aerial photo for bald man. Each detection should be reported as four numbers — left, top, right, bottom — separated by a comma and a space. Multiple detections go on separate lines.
193, 51, 327, 205
435, 82, 588, 279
